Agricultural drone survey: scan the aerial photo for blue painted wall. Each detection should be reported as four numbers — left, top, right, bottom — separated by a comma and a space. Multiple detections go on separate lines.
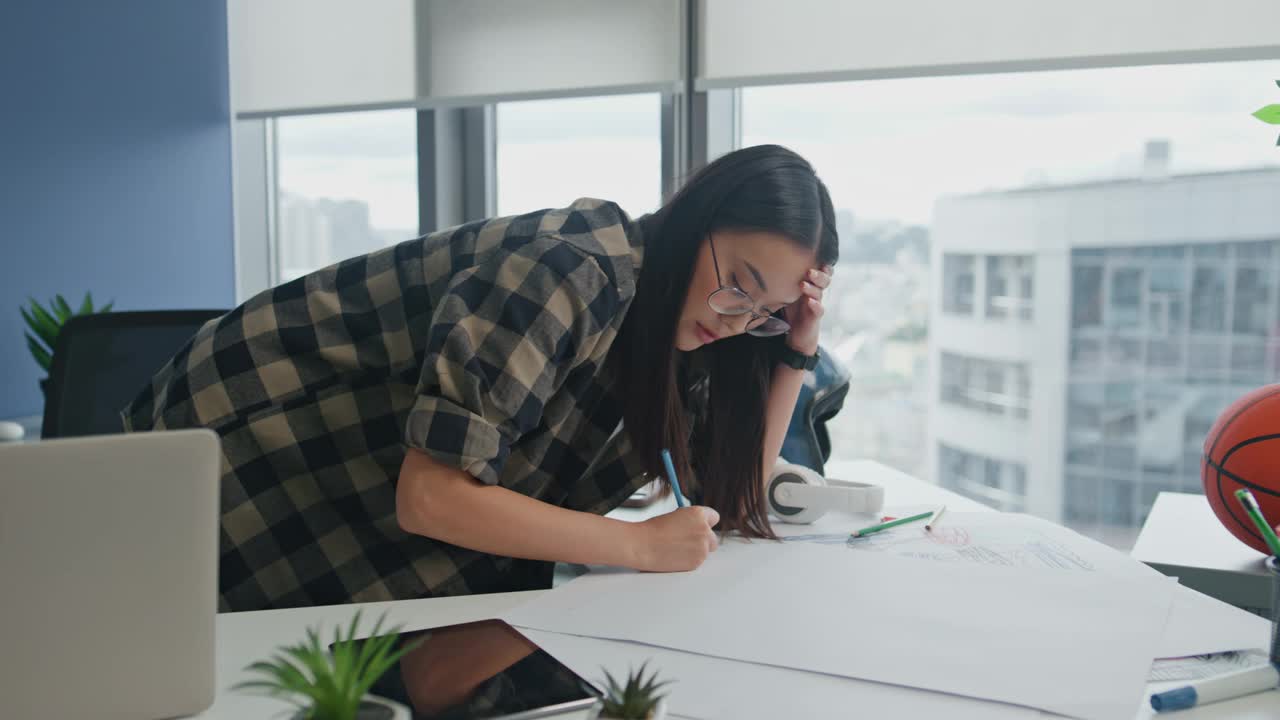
0, 0, 235, 418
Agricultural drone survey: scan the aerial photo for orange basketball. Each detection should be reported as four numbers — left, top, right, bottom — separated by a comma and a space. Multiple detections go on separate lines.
1202, 384, 1280, 555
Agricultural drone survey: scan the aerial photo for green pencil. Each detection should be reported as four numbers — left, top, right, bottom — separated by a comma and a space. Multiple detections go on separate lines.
1233, 489, 1280, 557
851, 510, 934, 538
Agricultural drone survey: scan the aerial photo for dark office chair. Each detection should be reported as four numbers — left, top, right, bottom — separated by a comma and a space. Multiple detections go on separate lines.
779, 347, 851, 476
41, 310, 226, 438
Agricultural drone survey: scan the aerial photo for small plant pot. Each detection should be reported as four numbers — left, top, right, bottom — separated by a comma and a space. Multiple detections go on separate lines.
601, 697, 668, 720
288, 694, 411, 720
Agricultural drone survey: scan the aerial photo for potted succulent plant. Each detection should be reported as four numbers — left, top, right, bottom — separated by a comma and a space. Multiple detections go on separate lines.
598, 663, 671, 720
233, 611, 419, 720
21, 292, 113, 393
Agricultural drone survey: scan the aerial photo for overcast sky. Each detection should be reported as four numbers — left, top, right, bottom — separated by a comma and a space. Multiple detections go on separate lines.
276, 59, 1280, 230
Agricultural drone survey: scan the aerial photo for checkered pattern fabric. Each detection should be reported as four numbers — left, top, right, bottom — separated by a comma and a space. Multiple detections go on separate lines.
123, 199, 650, 612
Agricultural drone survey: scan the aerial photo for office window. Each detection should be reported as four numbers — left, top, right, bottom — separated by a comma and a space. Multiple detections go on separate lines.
1064, 239, 1280, 546
1190, 264, 1227, 333
1065, 474, 1101, 525
940, 352, 1029, 419
1010, 464, 1028, 497
1184, 392, 1237, 449
1231, 341, 1267, 383
938, 443, 1027, 512
1101, 477, 1137, 527
1146, 338, 1181, 372
1065, 437, 1101, 468
1108, 268, 1143, 329
1232, 266, 1273, 336
1070, 337, 1102, 371
942, 254, 976, 315
1107, 336, 1142, 367
1194, 244, 1229, 259
496, 93, 660, 217
1102, 444, 1137, 472
743, 58, 1280, 548
986, 255, 1033, 321
1147, 263, 1186, 335
275, 110, 418, 282
1067, 381, 1102, 434
1188, 339, 1227, 383
1072, 265, 1103, 329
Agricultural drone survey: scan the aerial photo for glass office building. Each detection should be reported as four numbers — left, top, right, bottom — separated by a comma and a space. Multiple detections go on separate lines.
1063, 238, 1280, 534
929, 163, 1280, 547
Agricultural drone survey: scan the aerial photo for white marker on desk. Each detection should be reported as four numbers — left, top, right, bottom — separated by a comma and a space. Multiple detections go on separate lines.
925, 504, 946, 531
1149, 663, 1279, 712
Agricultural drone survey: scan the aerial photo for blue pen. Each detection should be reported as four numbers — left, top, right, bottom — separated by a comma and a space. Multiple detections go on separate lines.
660, 449, 687, 508
1150, 663, 1280, 712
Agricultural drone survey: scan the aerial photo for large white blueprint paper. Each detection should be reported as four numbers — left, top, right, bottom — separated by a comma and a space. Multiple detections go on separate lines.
779, 511, 1269, 658
524, 629, 1046, 720
505, 541, 1177, 720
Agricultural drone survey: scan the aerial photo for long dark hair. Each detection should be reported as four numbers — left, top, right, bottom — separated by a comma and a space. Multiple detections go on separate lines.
613, 144, 839, 538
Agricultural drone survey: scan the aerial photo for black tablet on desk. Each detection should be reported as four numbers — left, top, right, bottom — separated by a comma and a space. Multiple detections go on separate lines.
339, 619, 603, 720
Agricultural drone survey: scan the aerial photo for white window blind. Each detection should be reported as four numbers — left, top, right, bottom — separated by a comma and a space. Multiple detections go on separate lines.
700, 0, 1280, 88
228, 0, 418, 116
230, 0, 683, 117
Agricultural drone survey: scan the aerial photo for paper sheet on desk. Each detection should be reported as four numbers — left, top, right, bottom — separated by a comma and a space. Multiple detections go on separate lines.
779, 512, 1270, 659
505, 540, 1175, 720
524, 629, 1045, 720
1148, 649, 1270, 682
780, 512, 1099, 570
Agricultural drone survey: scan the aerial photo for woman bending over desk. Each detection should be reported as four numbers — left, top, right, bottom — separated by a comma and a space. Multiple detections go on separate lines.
123, 144, 838, 612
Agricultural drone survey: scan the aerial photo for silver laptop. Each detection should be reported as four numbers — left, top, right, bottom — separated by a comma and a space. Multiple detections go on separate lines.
0, 430, 220, 720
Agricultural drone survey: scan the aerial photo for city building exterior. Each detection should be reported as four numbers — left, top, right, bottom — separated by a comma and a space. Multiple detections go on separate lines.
278, 194, 394, 281
929, 161, 1280, 545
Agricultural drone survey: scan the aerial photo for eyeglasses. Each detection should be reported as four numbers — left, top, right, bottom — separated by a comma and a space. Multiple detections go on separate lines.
706, 236, 791, 338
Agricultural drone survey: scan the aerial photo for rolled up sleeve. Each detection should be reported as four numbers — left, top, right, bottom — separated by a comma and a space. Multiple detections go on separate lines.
404, 236, 618, 486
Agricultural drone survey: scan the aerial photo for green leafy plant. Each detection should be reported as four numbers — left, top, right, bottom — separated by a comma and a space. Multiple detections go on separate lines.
599, 662, 671, 720
20, 292, 114, 373
233, 611, 419, 720
1253, 80, 1280, 146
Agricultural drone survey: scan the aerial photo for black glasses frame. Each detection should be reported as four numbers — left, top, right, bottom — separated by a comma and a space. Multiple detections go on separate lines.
706, 236, 791, 338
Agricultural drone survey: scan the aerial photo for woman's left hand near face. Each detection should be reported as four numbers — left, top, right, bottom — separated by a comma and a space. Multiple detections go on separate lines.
784, 265, 832, 355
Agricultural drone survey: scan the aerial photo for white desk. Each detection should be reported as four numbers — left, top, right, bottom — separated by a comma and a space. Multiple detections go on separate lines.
200, 461, 1279, 719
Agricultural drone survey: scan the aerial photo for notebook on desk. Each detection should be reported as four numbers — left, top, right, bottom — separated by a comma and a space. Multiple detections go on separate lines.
0, 430, 220, 720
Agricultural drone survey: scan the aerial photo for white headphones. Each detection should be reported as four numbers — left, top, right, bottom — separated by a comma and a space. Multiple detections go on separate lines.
767, 462, 885, 524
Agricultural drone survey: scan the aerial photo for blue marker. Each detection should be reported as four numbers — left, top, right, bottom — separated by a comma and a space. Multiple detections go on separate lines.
660, 449, 687, 508
1150, 663, 1280, 712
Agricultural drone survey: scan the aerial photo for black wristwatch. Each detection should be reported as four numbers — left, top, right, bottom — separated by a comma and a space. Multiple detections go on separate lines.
777, 344, 820, 371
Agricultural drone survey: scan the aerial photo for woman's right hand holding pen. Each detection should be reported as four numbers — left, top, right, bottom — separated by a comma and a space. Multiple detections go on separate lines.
628, 506, 720, 572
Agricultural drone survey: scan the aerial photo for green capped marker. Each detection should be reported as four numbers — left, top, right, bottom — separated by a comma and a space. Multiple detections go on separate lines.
1233, 488, 1280, 557
851, 510, 933, 538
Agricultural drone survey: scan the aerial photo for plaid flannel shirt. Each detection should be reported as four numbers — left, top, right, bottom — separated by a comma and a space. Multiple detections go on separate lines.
123, 199, 652, 612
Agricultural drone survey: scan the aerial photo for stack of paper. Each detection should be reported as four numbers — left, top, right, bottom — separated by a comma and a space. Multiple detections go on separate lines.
776, 512, 1269, 658
506, 539, 1176, 719
503, 511, 1269, 719
523, 629, 1045, 720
